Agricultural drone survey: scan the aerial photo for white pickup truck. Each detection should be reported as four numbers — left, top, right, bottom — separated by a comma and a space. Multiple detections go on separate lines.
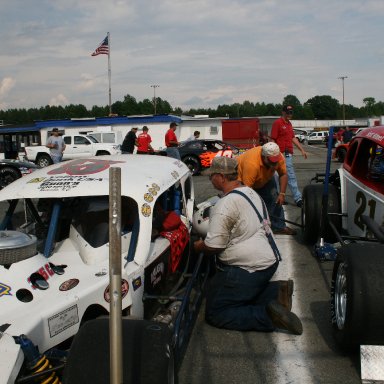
24, 134, 121, 167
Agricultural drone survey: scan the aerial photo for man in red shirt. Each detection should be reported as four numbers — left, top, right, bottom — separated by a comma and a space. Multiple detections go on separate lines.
270, 105, 307, 207
164, 122, 181, 160
165, 122, 179, 148
136, 126, 153, 154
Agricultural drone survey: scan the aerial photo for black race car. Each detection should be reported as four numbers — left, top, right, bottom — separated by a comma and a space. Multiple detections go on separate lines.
177, 139, 240, 175
0, 159, 38, 189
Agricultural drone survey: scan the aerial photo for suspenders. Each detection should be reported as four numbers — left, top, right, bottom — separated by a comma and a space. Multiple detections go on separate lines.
228, 189, 282, 262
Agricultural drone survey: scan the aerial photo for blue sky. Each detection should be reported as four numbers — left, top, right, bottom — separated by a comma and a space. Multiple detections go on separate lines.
1, 0, 384, 111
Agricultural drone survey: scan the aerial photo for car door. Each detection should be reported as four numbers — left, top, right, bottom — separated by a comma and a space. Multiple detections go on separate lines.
63, 136, 93, 159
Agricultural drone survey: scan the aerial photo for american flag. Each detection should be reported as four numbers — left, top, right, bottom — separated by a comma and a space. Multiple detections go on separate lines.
91, 35, 109, 56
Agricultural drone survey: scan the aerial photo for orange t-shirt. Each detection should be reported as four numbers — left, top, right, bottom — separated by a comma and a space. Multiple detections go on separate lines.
237, 146, 286, 189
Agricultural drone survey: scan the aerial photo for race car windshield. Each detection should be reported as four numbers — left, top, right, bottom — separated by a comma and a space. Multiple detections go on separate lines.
72, 196, 138, 248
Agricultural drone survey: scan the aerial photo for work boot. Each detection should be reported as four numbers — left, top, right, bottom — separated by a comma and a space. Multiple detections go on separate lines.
266, 300, 303, 335
277, 279, 294, 311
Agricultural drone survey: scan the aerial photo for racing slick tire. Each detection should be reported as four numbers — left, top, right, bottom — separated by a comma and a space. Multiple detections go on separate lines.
331, 243, 384, 352
63, 318, 176, 384
337, 148, 347, 163
182, 156, 201, 176
36, 154, 53, 168
0, 166, 21, 190
301, 184, 341, 244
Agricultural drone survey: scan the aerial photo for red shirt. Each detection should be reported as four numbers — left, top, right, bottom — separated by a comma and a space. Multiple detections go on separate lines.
137, 133, 152, 152
165, 129, 178, 147
271, 117, 294, 154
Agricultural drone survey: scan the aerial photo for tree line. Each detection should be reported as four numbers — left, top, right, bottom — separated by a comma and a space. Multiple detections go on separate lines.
1, 94, 383, 125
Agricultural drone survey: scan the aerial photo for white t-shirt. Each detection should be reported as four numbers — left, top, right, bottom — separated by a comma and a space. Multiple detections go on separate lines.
204, 186, 278, 272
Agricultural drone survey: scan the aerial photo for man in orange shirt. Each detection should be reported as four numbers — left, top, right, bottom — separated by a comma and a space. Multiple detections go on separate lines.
237, 142, 296, 235
136, 126, 153, 154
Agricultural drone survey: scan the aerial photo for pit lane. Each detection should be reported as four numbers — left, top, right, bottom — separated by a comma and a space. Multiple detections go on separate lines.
179, 143, 361, 384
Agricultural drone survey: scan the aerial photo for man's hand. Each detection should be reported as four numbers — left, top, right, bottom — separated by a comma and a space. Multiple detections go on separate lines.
276, 192, 285, 205
301, 150, 308, 159
194, 239, 205, 253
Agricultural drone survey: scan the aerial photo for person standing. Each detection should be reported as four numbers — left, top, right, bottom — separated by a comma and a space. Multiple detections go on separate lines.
186, 130, 200, 142
46, 128, 66, 163
342, 126, 353, 143
237, 142, 296, 235
194, 157, 302, 335
165, 122, 181, 160
165, 122, 179, 148
270, 105, 307, 208
121, 127, 138, 154
136, 126, 154, 154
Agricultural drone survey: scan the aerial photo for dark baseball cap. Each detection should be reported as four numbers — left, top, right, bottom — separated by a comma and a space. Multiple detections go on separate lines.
52, 128, 59, 132
170, 122, 178, 127
282, 105, 294, 113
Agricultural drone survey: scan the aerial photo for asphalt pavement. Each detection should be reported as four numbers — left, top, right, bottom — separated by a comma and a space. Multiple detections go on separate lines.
179, 144, 361, 384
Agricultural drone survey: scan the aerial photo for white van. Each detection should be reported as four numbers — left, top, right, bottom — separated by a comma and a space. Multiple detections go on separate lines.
306, 130, 328, 144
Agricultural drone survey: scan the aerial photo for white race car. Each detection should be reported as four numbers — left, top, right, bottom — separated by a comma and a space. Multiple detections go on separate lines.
302, 126, 384, 352
0, 155, 209, 384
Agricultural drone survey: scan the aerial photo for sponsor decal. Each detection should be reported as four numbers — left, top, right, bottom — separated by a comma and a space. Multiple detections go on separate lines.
150, 262, 164, 287
47, 159, 124, 176
48, 305, 79, 337
104, 279, 129, 303
171, 171, 179, 179
0, 283, 12, 297
141, 203, 151, 217
144, 193, 154, 203
37, 175, 106, 193
59, 279, 79, 291
148, 187, 158, 196
151, 183, 160, 191
132, 276, 142, 291
27, 263, 55, 289
27, 177, 46, 184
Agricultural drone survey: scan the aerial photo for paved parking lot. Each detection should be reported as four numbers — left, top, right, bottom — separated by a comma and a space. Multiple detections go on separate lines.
179, 144, 361, 384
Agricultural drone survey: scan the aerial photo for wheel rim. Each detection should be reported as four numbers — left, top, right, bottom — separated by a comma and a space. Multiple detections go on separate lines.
0, 172, 17, 188
39, 158, 51, 167
335, 262, 347, 330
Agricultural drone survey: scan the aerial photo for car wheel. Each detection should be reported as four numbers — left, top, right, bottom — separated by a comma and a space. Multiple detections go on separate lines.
63, 318, 176, 384
337, 148, 347, 163
301, 184, 341, 244
37, 154, 53, 168
0, 166, 21, 190
182, 156, 201, 175
331, 243, 384, 352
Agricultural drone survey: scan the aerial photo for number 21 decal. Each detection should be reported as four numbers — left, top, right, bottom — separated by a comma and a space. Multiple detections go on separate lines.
354, 191, 376, 230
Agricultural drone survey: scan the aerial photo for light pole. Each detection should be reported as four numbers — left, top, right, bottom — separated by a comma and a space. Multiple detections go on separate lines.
150, 85, 159, 115
338, 76, 348, 125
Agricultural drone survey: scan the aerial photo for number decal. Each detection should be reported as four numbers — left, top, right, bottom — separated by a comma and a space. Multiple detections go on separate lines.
354, 191, 377, 230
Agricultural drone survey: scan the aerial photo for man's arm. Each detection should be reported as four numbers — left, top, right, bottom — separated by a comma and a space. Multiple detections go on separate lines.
292, 137, 307, 159
277, 173, 288, 205
194, 239, 224, 255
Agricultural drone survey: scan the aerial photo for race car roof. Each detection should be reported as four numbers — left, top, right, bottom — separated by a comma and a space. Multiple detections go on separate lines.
357, 126, 384, 147
0, 155, 189, 202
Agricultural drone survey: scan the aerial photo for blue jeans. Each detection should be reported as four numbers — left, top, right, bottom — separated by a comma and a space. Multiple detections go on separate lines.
51, 154, 63, 164
285, 155, 302, 203
205, 262, 279, 331
255, 178, 285, 231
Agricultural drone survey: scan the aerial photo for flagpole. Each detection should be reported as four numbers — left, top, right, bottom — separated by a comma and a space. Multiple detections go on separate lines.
107, 32, 112, 115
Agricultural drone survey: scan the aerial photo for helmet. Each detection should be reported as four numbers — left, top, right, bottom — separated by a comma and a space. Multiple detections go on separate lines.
192, 196, 220, 237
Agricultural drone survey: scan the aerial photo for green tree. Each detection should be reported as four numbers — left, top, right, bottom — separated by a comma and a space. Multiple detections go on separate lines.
305, 95, 339, 119
283, 95, 301, 108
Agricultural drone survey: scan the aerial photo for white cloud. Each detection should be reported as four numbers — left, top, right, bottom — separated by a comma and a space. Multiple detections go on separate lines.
49, 94, 69, 106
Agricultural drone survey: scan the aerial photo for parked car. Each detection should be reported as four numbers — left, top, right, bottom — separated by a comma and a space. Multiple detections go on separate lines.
301, 126, 384, 352
177, 139, 240, 175
294, 129, 308, 143
0, 159, 38, 189
0, 155, 210, 383
306, 130, 328, 144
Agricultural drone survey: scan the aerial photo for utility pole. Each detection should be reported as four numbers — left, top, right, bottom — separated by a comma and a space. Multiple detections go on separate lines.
150, 85, 159, 115
338, 76, 348, 125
